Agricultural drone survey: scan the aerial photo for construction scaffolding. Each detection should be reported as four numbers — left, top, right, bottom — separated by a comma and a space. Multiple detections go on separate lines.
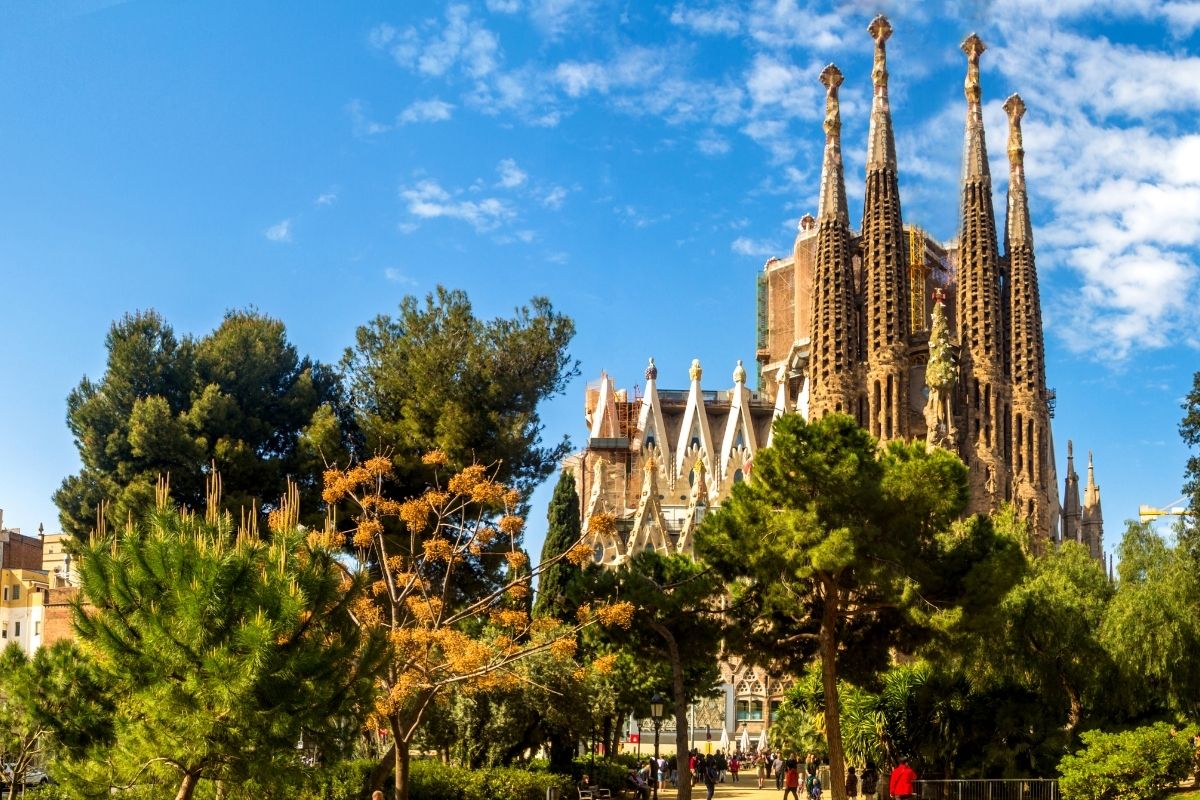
907, 225, 928, 334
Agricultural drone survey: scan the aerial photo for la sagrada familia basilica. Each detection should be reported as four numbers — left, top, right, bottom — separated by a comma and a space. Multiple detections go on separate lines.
563, 17, 1105, 747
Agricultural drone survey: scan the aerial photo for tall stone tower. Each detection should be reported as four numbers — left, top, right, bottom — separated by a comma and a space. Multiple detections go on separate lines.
806, 64, 859, 419
860, 15, 910, 442
1081, 452, 1104, 560
1061, 440, 1082, 543
955, 34, 1009, 514
1004, 94, 1053, 539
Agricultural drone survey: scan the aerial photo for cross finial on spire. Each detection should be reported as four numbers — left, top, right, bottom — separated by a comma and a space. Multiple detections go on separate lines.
962, 33, 986, 105
820, 64, 844, 135
868, 15, 892, 87
1004, 94, 1026, 167
817, 64, 848, 222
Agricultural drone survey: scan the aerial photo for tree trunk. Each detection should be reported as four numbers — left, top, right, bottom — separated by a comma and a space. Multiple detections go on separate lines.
819, 581, 847, 800
175, 770, 202, 800
394, 721, 411, 800
655, 620, 692, 800
365, 742, 396, 800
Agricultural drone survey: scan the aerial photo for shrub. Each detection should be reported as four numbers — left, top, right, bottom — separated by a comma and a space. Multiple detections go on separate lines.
571, 757, 631, 793
408, 759, 574, 800
1059, 722, 1198, 800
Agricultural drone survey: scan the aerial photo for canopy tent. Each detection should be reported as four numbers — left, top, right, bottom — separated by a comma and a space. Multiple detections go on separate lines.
739, 727, 750, 753
718, 727, 730, 752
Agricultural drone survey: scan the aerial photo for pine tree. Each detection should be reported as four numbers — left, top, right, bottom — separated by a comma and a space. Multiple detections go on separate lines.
70, 480, 385, 800
533, 471, 582, 619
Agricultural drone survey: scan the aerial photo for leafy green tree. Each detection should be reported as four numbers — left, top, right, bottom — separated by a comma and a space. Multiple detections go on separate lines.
69, 482, 385, 800
1101, 521, 1200, 719
1180, 370, 1200, 562
55, 309, 345, 538
590, 550, 724, 800
341, 287, 578, 503
1059, 722, 1199, 800
0, 642, 112, 800
697, 413, 1022, 800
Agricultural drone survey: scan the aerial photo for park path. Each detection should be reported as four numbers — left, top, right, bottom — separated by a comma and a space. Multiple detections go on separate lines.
654, 780, 792, 800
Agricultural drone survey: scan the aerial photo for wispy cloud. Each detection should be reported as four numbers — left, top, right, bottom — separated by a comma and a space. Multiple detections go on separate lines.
401, 179, 515, 232
384, 267, 418, 286
542, 185, 568, 209
265, 219, 293, 243
731, 236, 781, 257
315, 191, 338, 206
398, 98, 456, 124
371, 5, 499, 79
496, 158, 528, 188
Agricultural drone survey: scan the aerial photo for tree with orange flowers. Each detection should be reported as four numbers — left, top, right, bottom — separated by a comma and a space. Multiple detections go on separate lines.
323, 455, 632, 800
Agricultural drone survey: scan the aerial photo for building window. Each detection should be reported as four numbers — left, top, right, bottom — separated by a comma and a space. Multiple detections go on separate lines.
2, 588, 7, 601
34, 621, 40, 636
770, 700, 782, 722
2, 625, 7, 639
736, 700, 764, 722
11, 585, 18, 600
14, 621, 20, 637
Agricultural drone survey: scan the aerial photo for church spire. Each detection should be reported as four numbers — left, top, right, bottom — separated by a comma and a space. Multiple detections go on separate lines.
817, 64, 848, 222
861, 15, 909, 441
1082, 451, 1104, 562
956, 33, 1007, 515
1061, 440, 1082, 544
866, 15, 897, 171
808, 63, 859, 420
1004, 92, 1050, 542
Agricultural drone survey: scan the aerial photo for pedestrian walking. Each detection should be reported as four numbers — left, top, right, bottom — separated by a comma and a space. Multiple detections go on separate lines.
846, 765, 858, 798
860, 763, 878, 799
889, 757, 917, 800
782, 754, 801, 800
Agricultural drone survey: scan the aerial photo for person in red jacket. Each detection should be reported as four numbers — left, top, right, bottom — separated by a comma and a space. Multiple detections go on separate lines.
889, 757, 917, 799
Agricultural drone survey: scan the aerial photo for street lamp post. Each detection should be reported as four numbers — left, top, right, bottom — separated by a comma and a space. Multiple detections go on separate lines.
650, 693, 665, 800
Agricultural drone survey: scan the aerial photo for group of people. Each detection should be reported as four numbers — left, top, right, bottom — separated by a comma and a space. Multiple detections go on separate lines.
581, 750, 918, 800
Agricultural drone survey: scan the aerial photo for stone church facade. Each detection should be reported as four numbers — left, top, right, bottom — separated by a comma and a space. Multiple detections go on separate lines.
563, 17, 1104, 749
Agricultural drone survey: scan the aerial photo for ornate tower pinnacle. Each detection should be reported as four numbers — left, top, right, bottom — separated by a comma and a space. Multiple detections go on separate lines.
860, 15, 909, 441
955, 31, 1007, 515
808, 62, 858, 420
1004, 94, 1032, 246
817, 64, 848, 223
1082, 450, 1104, 561
1004, 91, 1049, 540
961, 34, 990, 180
866, 15, 897, 171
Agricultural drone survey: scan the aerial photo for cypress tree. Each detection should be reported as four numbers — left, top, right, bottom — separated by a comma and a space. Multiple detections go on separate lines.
534, 471, 581, 619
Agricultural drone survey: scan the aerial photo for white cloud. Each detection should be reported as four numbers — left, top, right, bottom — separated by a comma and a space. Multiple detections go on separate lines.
731, 236, 782, 257
315, 191, 338, 206
696, 132, 730, 155
401, 179, 516, 232
398, 98, 456, 124
375, 5, 499, 80
496, 158, 528, 188
347, 99, 390, 136
668, 3, 741, 36
486, 0, 522, 12
384, 267, 417, 286
542, 185, 568, 208
265, 219, 293, 243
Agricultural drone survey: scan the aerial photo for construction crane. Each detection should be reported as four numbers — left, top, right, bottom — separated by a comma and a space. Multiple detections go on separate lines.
1138, 496, 1194, 523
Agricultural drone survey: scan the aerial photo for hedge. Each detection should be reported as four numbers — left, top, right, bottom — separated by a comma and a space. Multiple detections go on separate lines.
1058, 722, 1198, 800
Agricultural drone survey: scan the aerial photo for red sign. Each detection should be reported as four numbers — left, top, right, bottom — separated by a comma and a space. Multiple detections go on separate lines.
629, 733, 640, 743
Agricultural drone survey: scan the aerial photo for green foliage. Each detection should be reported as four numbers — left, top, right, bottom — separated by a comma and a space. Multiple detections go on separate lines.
0, 639, 114, 798
1101, 522, 1200, 718
406, 759, 575, 800
696, 413, 1021, 791
341, 287, 578, 502
1180, 369, 1200, 563
55, 309, 345, 538
66, 504, 386, 799
569, 757, 631, 793
533, 471, 582, 619
1058, 722, 1198, 800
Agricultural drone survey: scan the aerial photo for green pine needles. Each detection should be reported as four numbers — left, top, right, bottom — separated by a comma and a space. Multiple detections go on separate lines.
68, 485, 385, 800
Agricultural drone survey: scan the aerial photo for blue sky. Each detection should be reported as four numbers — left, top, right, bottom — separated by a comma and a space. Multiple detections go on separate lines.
1, 0, 1197, 561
